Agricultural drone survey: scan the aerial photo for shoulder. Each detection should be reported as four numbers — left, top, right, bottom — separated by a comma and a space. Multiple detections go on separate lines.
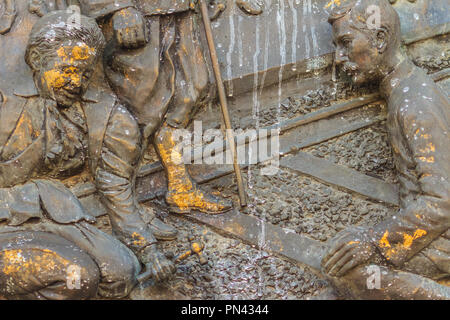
394, 71, 449, 129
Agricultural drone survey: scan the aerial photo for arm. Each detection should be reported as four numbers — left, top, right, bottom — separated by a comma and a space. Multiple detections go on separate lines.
78, 0, 134, 19
371, 100, 450, 266
322, 93, 450, 277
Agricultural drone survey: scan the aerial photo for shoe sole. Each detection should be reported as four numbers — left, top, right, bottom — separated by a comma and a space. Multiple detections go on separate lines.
169, 205, 232, 215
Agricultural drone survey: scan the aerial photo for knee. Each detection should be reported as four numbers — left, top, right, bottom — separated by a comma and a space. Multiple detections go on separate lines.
104, 105, 142, 160
97, 245, 141, 298
63, 254, 100, 300
0, 231, 101, 300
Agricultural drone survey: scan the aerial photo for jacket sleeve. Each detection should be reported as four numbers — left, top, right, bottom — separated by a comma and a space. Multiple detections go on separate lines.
371, 95, 450, 267
78, 0, 134, 19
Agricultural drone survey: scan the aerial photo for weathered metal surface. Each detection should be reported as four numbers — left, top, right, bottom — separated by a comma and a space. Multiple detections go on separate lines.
136, 103, 386, 201
208, 0, 450, 96
280, 152, 399, 206
185, 209, 328, 272
1, 0, 448, 97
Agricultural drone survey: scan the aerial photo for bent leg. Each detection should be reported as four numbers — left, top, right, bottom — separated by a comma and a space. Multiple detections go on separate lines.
154, 122, 232, 214
327, 264, 450, 300
39, 222, 141, 299
0, 231, 99, 300
98, 104, 177, 241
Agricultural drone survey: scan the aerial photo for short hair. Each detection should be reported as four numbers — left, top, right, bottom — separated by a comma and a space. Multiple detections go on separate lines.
328, 0, 401, 45
25, 10, 105, 71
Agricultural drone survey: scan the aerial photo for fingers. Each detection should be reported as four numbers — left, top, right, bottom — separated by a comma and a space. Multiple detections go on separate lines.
134, 24, 146, 48
335, 256, 361, 277
327, 249, 356, 277
148, 255, 176, 283
323, 242, 354, 274
322, 233, 352, 267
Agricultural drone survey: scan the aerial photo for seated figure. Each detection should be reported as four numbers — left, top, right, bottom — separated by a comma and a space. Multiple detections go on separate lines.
322, 0, 450, 299
0, 10, 175, 300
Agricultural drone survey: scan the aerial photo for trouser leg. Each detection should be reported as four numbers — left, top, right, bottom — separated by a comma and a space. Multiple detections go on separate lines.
0, 231, 99, 300
96, 104, 176, 245
39, 221, 141, 299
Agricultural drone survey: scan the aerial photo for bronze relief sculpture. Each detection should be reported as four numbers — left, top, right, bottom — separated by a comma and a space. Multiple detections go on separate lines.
78, 0, 234, 215
322, 0, 449, 299
0, 0, 448, 301
0, 10, 175, 299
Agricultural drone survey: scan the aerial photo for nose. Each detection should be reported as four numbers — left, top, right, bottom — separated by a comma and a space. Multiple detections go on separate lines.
334, 47, 348, 66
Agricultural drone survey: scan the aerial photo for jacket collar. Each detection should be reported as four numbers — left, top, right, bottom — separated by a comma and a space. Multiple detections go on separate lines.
379, 59, 416, 100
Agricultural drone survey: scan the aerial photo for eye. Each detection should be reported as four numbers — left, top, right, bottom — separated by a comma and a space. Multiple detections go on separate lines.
342, 38, 352, 47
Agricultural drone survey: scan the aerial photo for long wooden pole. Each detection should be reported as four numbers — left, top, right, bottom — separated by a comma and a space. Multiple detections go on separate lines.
199, 0, 247, 207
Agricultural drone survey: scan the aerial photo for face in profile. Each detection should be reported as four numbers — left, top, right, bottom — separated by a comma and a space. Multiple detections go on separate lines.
332, 14, 384, 85
37, 41, 97, 107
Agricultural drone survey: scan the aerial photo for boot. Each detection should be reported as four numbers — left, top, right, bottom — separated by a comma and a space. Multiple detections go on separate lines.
155, 123, 232, 214
139, 205, 178, 240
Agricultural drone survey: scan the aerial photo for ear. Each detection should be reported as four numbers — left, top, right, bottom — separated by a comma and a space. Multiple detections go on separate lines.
375, 28, 389, 54
27, 48, 42, 71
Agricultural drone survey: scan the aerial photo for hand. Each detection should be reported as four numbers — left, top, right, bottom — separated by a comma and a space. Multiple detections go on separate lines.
112, 7, 146, 49
322, 226, 375, 277
140, 245, 176, 282
192, 0, 226, 20
29, 0, 68, 17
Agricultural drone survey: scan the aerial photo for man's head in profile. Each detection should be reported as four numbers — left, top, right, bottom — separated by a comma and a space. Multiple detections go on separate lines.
328, 0, 403, 85
25, 10, 105, 107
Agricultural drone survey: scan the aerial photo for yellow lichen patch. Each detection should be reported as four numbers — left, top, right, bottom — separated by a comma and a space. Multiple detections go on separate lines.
421, 134, 431, 139
2, 249, 70, 276
57, 44, 95, 65
43, 65, 82, 92
418, 156, 434, 163
419, 143, 436, 154
384, 248, 395, 260
348, 241, 360, 245
325, 0, 343, 9
43, 69, 67, 90
168, 190, 222, 213
157, 141, 193, 194
72, 45, 95, 61
402, 229, 427, 249
131, 232, 147, 247
191, 242, 203, 253
379, 231, 391, 248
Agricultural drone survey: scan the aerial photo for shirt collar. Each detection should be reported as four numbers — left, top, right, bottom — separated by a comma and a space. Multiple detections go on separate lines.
379, 59, 415, 100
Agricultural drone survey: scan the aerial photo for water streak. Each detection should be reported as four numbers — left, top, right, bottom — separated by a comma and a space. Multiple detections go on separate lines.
226, 12, 235, 97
